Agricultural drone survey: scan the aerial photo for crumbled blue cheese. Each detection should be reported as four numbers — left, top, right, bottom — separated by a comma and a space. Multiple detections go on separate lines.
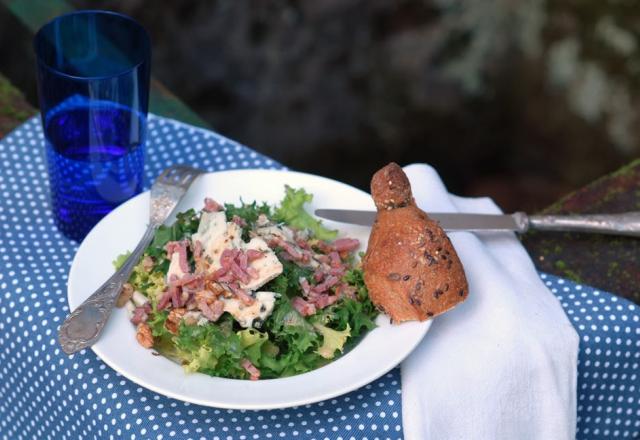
221, 291, 276, 328
240, 237, 283, 291
255, 225, 295, 242
192, 211, 242, 270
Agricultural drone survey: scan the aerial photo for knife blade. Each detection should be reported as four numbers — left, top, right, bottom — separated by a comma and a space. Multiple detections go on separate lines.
315, 209, 640, 236
314, 209, 529, 232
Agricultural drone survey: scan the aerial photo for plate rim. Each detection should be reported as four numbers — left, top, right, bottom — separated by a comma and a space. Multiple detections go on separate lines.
67, 168, 431, 409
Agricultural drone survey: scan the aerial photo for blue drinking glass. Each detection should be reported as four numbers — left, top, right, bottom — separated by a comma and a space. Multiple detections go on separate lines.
34, 10, 151, 241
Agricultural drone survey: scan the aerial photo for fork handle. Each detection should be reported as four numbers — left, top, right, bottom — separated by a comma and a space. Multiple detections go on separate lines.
528, 212, 640, 237
58, 224, 158, 354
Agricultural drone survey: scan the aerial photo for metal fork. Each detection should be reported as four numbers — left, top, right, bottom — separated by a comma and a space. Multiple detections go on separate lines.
58, 165, 204, 355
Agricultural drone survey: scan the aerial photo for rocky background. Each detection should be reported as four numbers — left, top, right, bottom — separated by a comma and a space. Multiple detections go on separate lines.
2, 0, 639, 212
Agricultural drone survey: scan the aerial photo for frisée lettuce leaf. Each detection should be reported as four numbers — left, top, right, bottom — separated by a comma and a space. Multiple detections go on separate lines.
314, 323, 351, 359
273, 186, 337, 241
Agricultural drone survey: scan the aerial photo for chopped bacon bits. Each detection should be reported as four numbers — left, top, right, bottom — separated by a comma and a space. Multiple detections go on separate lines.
230, 261, 250, 284
241, 359, 261, 381
328, 266, 346, 277
312, 294, 339, 309
168, 273, 203, 288
329, 251, 342, 268
292, 296, 317, 316
336, 283, 357, 300
313, 275, 339, 294
332, 238, 360, 252
246, 249, 264, 262
203, 197, 223, 212
296, 238, 311, 250
170, 285, 183, 308
165, 240, 190, 274
130, 303, 152, 325
232, 215, 247, 227
198, 298, 224, 322
229, 283, 255, 305
311, 239, 333, 254
157, 289, 172, 310
299, 277, 312, 296
280, 240, 302, 260
216, 248, 264, 288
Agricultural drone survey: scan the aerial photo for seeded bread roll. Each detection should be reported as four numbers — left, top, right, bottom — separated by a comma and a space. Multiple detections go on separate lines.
363, 163, 469, 322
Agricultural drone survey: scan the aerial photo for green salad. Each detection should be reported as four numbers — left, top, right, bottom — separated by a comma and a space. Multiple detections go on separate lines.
116, 186, 378, 380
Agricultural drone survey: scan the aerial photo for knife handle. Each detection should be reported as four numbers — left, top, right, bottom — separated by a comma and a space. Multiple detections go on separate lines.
528, 212, 640, 237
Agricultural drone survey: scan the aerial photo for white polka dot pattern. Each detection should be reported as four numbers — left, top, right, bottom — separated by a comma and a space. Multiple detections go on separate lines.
541, 273, 640, 439
0, 115, 403, 440
0, 115, 638, 440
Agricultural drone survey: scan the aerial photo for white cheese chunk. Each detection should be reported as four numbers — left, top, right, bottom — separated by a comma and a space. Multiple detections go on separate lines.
303, 257, 320, 270
192, 211, 242, 270
166, 251, 188, 283
192, 210, 226, 251
132, 291, 149, 307
124, 301, 136, 319
256, 213, 270, 227
240, 237, 283, 291
255, 225, 294, 242
222, 291, 276, 328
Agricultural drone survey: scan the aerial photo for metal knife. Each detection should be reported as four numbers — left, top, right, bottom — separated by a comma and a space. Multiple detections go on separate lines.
314, 209, 640, 237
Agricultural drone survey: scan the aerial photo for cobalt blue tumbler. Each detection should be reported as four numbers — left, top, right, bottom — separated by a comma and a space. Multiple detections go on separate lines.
34, 10, 151, 241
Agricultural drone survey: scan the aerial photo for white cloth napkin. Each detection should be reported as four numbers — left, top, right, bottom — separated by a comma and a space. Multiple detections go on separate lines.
400, 164, 579, 440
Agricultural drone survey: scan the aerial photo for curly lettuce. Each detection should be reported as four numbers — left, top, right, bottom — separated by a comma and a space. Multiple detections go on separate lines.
314, 323, 351, 359
273, 186, 337, 241
112, 251, 131, 270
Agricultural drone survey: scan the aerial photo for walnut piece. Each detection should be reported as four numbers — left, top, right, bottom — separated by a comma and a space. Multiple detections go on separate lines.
136, 323, 154, 348
116, 283, 134, 308
165, 308, 186, 334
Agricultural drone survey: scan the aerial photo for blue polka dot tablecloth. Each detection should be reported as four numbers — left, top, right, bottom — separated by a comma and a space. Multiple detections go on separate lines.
0, 115, 639, 440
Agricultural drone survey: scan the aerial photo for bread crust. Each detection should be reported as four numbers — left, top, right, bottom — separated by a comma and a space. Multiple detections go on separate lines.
370, 162, 414, 211
363, 163, 469, 322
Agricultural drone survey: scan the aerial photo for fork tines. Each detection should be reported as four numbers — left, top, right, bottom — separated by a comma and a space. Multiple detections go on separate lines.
156, 165, 203, 188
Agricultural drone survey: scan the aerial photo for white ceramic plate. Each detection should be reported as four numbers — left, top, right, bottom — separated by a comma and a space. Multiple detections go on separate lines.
68, 169, 431, 409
